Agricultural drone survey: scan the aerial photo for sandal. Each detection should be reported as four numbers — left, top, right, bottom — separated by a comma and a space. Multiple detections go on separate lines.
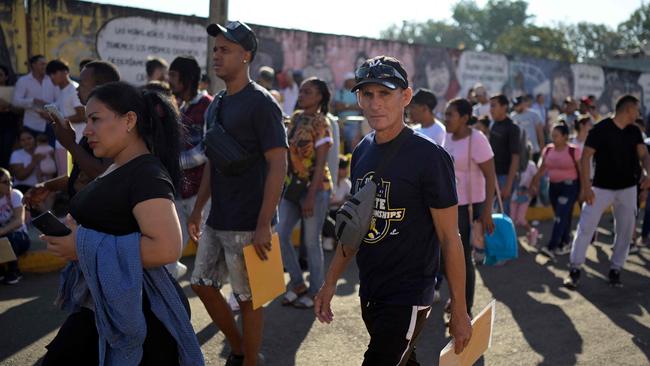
292, 295, 314, 309
282, 287, 308, 306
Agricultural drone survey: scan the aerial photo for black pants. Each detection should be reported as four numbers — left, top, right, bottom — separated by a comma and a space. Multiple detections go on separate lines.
360, 300, 430, 366
42, 292, 180, 366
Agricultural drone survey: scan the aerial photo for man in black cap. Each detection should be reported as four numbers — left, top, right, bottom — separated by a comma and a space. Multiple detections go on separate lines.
188, 21, 288, 366
314, 55, 472, 365
407, 88, 446, 145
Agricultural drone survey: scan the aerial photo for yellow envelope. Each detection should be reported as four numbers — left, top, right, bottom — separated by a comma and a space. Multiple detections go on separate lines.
439, 299, 496, 366
243, 233, 285, 310
0, 237, 17, 263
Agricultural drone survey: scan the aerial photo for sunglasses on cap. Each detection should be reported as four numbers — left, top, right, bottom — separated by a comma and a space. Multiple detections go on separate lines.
355, 63, 407, 85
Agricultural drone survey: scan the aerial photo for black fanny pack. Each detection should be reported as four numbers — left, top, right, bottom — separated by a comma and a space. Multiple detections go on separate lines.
204, 90, 259, 176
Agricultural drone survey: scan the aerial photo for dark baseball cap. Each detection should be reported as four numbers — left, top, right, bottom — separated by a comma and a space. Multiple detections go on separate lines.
207, 21, 258, 57
410, 88, 438, 110
351, 55, 408, 92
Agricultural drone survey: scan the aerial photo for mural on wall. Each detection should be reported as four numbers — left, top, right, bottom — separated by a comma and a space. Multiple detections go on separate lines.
96, 16, 208, 84
598, 69, 644, 116
505, 57, 555, 105
412, 46, 460, 114
638, 73, 650, 116
457, 51, 509, 98
1, 0, 647, 116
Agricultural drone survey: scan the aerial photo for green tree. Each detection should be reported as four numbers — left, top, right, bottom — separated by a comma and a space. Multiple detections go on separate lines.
561, 22, 623, 62
380, 20, 474, 49
451, 0, 530, 51
493, 25, 575, 62
617, 3, 650, 49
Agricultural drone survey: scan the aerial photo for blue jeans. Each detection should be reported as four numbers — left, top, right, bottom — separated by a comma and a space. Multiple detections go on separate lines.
548, 180, 579, 250
2, 231, 30, 273
497, 175, 517, 216
277, 190, 330, 295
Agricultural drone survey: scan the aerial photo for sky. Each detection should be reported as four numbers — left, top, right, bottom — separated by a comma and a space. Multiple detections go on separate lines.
91, 0, 644, 38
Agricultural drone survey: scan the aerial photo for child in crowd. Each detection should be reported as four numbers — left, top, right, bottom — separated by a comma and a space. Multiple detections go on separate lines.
34, 134, 57, 182
322, 155, 351, 251
510, 144, 539, 247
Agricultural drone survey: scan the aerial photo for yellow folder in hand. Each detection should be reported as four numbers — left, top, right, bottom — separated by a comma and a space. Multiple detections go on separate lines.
439, 299, 496, 366
0, 237, 17, 263
243, 233, 285, 310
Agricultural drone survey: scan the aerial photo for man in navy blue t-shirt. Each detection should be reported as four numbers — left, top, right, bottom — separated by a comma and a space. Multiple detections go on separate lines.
314, 56, 472, 365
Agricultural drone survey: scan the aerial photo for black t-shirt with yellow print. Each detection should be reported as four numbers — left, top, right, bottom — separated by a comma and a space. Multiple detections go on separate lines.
350, 127, 458, 306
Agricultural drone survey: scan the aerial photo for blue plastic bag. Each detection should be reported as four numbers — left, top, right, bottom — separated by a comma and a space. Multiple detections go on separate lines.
483, 213, 518, 265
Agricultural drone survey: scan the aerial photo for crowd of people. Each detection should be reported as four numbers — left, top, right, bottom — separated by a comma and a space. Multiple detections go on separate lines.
0, 19, 648, 366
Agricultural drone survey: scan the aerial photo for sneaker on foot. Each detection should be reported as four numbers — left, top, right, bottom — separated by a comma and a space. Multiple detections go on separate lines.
608, 269, 623, 287
563, 268, 580, 289
225, 352, 265, 366
528, 228, 540, 248
225, 353, 244, 366
4, 272, 22, 285
539, 247, 556, 260
554, 246, 571, 256
628, 243, 639, 254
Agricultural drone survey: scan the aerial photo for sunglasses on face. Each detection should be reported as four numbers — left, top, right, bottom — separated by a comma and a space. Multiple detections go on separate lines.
355, 64, 407, 84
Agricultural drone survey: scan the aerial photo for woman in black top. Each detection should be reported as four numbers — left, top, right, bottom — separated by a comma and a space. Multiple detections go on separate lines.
41, 81, 188, 365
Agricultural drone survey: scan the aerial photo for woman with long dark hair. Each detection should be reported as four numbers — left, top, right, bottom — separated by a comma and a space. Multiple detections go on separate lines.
41, 81, 203, 365
278, 77, 333, 309
531, 123, 581, 259
441, 98, 496, 315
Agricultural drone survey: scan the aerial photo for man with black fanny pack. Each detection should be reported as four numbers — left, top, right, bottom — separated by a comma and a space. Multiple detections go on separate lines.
188, 21, 287, 366
314, 56, 472, 365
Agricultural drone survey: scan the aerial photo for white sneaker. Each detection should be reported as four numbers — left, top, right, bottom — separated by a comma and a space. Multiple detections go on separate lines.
322, 237, 335, 251
553, 246, 571, 256
228, 293, 240, 312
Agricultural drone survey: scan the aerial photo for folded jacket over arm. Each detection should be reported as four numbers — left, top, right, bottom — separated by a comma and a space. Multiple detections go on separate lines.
55, 226, 204, 366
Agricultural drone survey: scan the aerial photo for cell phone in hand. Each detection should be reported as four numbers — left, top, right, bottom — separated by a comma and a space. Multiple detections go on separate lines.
43, 103, 65, 124
32, 211, 71, 236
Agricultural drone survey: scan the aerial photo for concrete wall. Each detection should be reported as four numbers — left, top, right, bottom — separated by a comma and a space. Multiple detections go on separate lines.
0, 0, 647, 114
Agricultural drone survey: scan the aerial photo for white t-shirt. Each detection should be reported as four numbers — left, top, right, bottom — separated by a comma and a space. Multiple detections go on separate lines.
443, 129, 494, 205
9, 149, 38, 187
34, 144, 57, 175
416, 120, 446, 145
472, 102, 491, 119
0, 189, 27, 233
281, 84, 299, 116
330, 177, 352, 209
56, 81, 85, 144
